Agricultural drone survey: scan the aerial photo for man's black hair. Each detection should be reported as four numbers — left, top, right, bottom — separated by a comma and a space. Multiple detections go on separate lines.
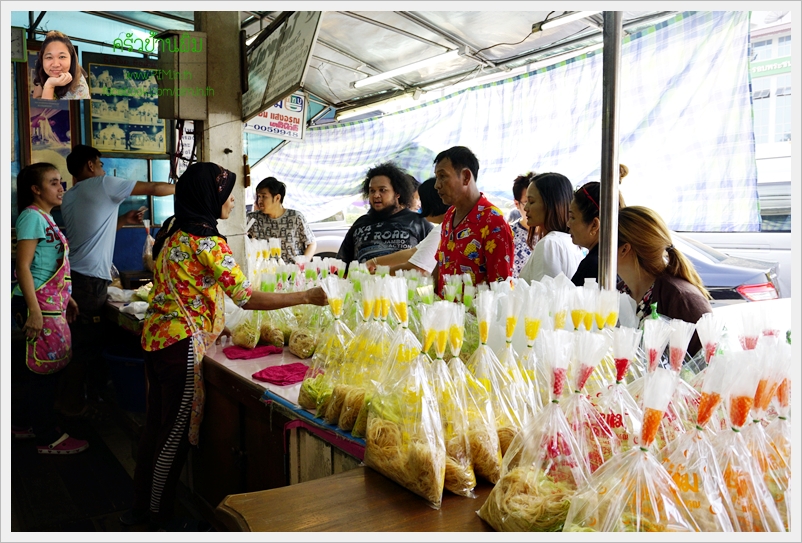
418, 177, 449, 218
255, 176, 287, 203
66, 144, 101, 177
361, 162, 415, 208
433, 146, 479, 182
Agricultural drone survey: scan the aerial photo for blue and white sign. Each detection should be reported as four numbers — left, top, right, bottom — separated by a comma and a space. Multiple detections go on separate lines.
244, 92, 306, 141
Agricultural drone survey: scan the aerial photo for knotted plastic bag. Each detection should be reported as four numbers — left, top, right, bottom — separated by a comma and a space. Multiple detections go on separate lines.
563, 368, 701, 532
477, 329, 589, 532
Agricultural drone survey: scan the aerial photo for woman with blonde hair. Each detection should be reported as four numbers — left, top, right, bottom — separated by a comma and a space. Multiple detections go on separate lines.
617, 205, 711, 355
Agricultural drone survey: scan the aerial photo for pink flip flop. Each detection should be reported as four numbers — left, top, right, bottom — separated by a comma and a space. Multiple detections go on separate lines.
37, 433, 89, 455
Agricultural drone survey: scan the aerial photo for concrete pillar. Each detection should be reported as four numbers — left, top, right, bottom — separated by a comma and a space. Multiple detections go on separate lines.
194, 12, 247, 272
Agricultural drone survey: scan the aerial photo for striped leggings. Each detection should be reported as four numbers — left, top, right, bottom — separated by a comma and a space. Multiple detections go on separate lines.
132, 337, 195, 523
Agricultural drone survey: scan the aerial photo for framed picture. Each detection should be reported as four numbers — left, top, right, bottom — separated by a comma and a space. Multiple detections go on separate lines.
16, 44, 80, 184
83, 52, 169, 158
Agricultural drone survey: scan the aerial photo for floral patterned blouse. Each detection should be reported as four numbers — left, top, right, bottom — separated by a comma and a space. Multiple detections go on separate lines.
142, 231, 252, 351
510, 219, 532, 278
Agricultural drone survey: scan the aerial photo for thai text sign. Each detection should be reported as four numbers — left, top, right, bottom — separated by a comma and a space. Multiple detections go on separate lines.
244, 92, 306, 141
750, 56, 791, 77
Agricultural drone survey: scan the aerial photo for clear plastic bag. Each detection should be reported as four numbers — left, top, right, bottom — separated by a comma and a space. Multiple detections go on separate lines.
562, 331, 619, 473
142, 219, 155, 271
228, 306, 261, 349
466, 290, 524, 456
364, 353, 445, 508
657, 356, 737, 531
711, 350, 785, 532
478, 329, 589, 532
563, 368, 701, 532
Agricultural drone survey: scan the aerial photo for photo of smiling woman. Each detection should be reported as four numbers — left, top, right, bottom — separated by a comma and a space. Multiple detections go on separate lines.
32, 31, 90, 100
337, 162, 433, 266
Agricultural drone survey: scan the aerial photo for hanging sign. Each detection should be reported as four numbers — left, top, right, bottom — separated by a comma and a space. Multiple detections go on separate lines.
243, 92, 306, 141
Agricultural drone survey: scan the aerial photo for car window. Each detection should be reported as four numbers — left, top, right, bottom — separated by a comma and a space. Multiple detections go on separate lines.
673, 234, 730, 263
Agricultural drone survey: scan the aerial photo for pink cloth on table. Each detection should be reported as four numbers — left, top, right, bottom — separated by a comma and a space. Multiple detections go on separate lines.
252, 362, 309, 386
222, 344, 283, 360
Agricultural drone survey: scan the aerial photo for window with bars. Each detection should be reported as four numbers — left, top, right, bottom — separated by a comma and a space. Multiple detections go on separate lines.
775, 75, 791, 142
777, 35, 791, 57
752, 78, 772, 144
750, 39, 773, 61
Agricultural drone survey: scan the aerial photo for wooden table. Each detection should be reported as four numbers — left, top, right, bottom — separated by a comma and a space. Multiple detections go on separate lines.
216, 466, 495, 532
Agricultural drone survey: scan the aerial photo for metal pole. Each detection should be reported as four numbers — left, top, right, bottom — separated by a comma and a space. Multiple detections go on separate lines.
598, 11, 623, 291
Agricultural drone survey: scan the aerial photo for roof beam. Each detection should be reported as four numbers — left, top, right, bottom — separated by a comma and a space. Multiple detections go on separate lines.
394, 11, 495, 68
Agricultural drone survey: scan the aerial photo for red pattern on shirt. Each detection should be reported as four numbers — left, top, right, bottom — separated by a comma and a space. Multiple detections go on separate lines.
436, 194, 514, 296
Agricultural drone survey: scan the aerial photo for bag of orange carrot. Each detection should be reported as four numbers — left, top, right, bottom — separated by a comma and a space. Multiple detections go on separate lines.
711, 350, 785, 532
563, 368, 701, 532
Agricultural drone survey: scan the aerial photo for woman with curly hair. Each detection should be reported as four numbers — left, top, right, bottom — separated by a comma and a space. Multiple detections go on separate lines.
337, 162, 432, 265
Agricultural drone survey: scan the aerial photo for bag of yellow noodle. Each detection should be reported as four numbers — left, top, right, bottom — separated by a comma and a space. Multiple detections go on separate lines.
563, 368, 701, 532
364, 351, 445, 508
308, 276, 354, 420
467, 289, 524, 456
478, 330, 589, 531
228, 306, 261, 349
350, 277, 394, 438
428, 302, 476, 497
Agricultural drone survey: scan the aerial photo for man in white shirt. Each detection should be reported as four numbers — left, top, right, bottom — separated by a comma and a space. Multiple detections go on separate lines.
58, 145, 175, 416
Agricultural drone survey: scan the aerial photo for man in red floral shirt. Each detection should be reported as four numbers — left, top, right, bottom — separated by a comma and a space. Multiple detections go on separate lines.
432, 146, 514, 296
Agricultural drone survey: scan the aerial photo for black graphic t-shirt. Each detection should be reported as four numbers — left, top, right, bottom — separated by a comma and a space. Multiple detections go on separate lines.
337, 209, 433, 264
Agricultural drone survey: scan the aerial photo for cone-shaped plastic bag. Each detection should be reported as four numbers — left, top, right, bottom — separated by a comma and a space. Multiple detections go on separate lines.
657, 358, 737, 531
668, 318, 696, 372
478, 334, 591, 531
467, 290, 524, 456
594, 327, 644, 452
562, 332, 619, 473
741, 339, 792, 531
643, 317, 673, 372
563, 368, 702, 532
712, 350, 785, 532
364, 353, 445, 508
766, 342, 791, 469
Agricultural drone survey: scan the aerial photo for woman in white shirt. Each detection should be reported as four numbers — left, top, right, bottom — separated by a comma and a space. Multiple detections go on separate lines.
518, 172, 583, 283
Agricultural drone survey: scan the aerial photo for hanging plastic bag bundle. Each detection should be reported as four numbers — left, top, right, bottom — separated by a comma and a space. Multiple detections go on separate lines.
666, 318, 704, 431
711, 349, 785, 532
517, 280, 551, 414
351, 276, 396, 438
364, 350, 445, 508
686, 312, 727, 392
477, 328, 589, 532
493, 282, 533, 427
336, 276, 376, 431
628, 315, 685, 450
765, 342, 791, 467
296, 276, 352, 410
594, 326, 644, 452
428, 302, 476, 498
447, 304, 502, 484
312, 276, 355, 420
741, 338, 792, 531
563, 331, 619, 474
563, 368, 701, 532
657, 354, 737, 532
466, 289, 524, 456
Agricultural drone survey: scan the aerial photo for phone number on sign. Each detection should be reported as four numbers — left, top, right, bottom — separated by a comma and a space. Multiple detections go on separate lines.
248, 121, 300, 136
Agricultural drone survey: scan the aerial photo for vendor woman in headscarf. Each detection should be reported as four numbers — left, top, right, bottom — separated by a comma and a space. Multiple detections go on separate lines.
121, 162, 327, 530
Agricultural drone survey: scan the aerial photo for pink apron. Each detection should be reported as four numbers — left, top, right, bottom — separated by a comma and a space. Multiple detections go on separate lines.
25, 207, 72, 374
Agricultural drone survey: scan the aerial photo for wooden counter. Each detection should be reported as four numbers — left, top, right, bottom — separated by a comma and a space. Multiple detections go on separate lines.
216, 466, 494, 532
